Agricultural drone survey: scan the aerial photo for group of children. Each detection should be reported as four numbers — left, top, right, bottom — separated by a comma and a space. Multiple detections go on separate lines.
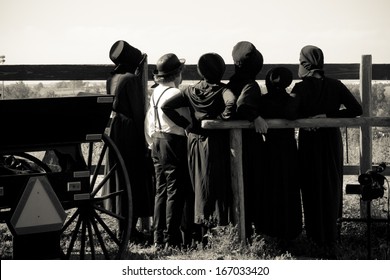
107, 40, 363, 254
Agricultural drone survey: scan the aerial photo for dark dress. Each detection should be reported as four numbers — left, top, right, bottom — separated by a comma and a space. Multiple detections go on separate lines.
162, 80, 236, 226
255, 90, 302, 240
227, 74, 265, 237
105, 64, 154, 221
292, 76, 362, 244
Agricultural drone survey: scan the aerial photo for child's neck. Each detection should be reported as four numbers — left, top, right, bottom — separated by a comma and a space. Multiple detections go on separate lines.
160, 81, 179, 88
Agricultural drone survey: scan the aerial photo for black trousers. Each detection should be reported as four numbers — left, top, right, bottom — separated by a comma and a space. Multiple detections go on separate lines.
151, 133, 188, 245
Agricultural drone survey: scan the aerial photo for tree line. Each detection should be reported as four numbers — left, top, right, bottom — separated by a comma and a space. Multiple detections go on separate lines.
1, 81, 105, 99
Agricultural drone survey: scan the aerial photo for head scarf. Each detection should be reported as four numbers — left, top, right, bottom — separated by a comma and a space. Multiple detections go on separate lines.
298, 45, 324, 78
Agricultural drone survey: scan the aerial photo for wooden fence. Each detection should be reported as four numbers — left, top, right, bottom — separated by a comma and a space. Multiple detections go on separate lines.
1, 55, 390, 241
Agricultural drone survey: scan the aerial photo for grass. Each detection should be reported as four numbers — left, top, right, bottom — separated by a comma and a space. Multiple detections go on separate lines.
0, 196, 380, 260
0, 174, 389, 260
120, 176, 389, 260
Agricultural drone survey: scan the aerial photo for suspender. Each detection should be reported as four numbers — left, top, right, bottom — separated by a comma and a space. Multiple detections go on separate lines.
152, 87, 172, 131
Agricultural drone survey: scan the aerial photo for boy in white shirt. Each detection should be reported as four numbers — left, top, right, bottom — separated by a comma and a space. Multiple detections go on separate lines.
145, 53, 191, 249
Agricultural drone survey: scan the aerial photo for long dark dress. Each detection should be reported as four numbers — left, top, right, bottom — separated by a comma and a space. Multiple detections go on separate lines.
292, 76, 362, 244
162, 80, 236, 226
105, 63, 154, 221
254, 90, 302, 240
227, 74, 265, 237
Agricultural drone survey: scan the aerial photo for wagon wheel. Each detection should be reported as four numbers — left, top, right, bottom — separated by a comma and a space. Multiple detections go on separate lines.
60, 133, 132, 260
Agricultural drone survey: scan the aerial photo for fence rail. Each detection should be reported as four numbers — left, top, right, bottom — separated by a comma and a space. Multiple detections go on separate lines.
1, 63, 390, 81
202, 117, 390, 129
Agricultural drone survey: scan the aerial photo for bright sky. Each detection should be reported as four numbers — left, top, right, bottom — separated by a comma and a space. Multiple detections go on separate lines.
1, 0, 389, 65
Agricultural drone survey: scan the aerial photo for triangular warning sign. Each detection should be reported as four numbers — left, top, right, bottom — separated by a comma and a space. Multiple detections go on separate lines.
10, 176, 67, 235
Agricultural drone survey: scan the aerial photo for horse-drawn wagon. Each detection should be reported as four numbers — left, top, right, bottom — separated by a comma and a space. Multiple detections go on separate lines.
0, 95, 132, 259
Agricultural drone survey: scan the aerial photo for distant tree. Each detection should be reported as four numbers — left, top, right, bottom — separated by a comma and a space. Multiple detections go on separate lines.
4, 81, 35, 99
73, 80, 85, 88
55, 81, 68, 88
372, 83, 386, 116
345, 82, 390, 117
91, 84, 101, 93
34, 82, 44, 93
56, 80, 85, 89
346, 83, 360, 102
45, 90, 56, 98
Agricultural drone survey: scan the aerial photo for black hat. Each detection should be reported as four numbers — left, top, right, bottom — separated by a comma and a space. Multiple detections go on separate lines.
232, 41, 263, 74
109, 40, 143, 67
266, 67, 293, 90
197, 53, 226, 83
153, 53, 185, 77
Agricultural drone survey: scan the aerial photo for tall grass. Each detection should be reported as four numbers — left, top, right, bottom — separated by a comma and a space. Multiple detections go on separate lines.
2, 184, 388, 260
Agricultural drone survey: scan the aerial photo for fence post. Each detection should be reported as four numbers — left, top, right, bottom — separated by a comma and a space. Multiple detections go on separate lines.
229, 128, 246, 242
359, 55, 373, 218
139, 55, 152, 232
142, 55, 149, 112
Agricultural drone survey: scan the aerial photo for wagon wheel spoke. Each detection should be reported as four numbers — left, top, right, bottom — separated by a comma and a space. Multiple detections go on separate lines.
90, 143, 108, 190
86, 219, 96, 260
87, 142, 94, 169
66, 213, 83, 259
61, 208, 80, 233
91, 189, 124, 204
91, 163, 118, 197
80, 214, 87, 260
89, 214, 111, 259
94, 204, 126, 221
93, 210, 120, 246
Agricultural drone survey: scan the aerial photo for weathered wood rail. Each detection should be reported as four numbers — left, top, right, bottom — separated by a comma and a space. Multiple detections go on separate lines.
1, 55, 390, 241
1, 63, 390, 81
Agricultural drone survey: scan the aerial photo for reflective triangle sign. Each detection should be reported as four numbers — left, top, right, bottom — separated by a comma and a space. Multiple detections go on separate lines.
10, 176, 67, 235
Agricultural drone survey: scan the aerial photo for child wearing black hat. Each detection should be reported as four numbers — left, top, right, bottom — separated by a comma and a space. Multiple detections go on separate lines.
162, 52, 236, 248
254, 67, 302, 243
145, 53, 191, 249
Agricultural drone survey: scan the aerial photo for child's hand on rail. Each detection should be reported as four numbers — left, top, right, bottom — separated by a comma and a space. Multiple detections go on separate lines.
253, 115, 268, 134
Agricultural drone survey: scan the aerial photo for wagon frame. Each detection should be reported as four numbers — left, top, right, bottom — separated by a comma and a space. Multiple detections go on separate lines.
0, 95, 132, 259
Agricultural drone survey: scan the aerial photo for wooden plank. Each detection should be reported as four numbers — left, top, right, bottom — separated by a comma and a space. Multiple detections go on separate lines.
256, 64, 360, 80
1, 64, 389, 81
343, 165, 390, 176
201, 117, 390, 130
229, 129, 246, 242
359, 55, 373, 175
372, 64, 390, 80
359, 55, 373, 219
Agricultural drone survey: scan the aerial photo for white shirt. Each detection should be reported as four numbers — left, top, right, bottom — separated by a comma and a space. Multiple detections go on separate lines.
144, 85, 191, 149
